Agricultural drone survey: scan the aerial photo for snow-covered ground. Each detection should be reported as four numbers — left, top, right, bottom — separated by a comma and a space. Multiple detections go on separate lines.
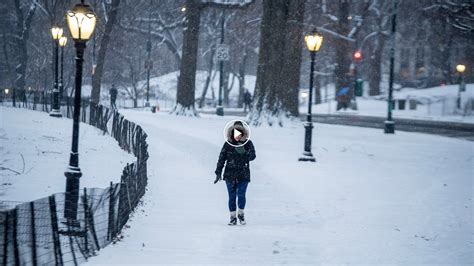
86, 110, 473, 265
85, 71, 256, 109
0, 107, 134, 202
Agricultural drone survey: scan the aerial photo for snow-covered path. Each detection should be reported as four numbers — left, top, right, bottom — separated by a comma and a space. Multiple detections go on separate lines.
87, 110, 473, 265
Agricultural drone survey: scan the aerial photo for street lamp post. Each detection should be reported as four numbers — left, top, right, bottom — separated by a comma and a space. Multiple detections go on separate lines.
64, 0, 97, 223
456, 64, 466, 109
384, 0, 398, 134
299, 29, 323, 162
50, 26, 63, 117
216, 10, 225, 116
4, 89, 9, 102
59, 36, 68, 101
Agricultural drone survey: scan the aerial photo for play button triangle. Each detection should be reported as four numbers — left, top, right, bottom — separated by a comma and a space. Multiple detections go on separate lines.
234, 129, 242, 139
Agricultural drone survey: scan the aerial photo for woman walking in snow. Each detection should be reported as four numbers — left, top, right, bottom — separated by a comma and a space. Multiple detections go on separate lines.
214, 121, 256, 226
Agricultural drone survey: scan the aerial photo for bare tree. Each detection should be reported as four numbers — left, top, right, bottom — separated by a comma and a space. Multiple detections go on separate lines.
424, 0, 474, 33
91, 0, 121, 104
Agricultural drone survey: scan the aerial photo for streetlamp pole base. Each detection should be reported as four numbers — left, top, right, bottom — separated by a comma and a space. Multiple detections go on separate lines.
49, 109, 63, 118
298, 152, 316, 162
299, 121, 316, 162
60, 218, 81, 228
145, 101, 150, 107
64, 165, 82, 221
384, 120, 395, 134
216, 105, 224, 116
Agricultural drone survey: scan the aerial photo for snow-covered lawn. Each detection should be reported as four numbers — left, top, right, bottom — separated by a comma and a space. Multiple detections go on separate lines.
0, 107, 134, 202
87, 110, 473, 265
309, 84, 474, 123
106, 71, 474, 123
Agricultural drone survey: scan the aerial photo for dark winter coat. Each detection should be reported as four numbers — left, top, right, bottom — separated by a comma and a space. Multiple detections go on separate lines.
215, 138, 256, 183
243, 91, 252, 104
109, 87, 118, 99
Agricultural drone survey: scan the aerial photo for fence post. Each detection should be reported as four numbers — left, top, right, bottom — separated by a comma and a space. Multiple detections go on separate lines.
82, 187, 100, 252
89, 103, 94, 126
13, 208, 19, 266
82, 188, 89, 256
30, 202, 38, 266
49, 195, 63, 266
66, 97, 70, 118
107, 182, 115, 241
3, 212, 8, 266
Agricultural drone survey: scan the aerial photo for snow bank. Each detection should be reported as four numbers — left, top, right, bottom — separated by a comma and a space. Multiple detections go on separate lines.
307, 83, 474, 123
142, 71, 256, 102
0, 107, 135, 202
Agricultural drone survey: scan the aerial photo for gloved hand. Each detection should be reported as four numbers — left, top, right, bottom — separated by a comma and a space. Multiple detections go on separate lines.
214, 174, 221, 184
235, 146, 246, 154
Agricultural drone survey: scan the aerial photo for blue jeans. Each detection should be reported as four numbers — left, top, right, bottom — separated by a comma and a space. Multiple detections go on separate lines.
225, 180, 249, 212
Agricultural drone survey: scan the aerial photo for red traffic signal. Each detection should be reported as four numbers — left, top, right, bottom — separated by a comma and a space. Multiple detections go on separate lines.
353, 50, 362, 62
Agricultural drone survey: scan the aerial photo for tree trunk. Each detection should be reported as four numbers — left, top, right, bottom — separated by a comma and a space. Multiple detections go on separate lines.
441, 31, 454, 84
1, 26, 13, 87
199, 47, 215, 108
280, 0, 304, 117
368, 36, 385, 96
334, 0, 352, 109
174, 0, 201, 115
225, 73, 235, 107
237, 49, 247, 108
249, 0, 302, 126
315, 73, 321, 104
13, 0, 36, 102
91, 0, 121, 104
223, 68, 230, 106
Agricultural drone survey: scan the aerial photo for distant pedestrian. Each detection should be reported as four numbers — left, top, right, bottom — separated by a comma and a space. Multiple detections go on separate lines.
109, 84, 118, 109
243, 89, 252, 112
336, 87, 350, 111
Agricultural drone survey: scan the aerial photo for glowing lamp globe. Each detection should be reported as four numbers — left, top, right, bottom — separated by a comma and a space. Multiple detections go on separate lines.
456, 64, 466, 74
66, 2, 97, 42
51, 27, 63, 40
305, 29, 324, 52
59, 36, 68, 47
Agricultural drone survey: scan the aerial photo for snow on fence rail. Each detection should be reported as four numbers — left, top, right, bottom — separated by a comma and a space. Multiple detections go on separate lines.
0, 97, 149, 265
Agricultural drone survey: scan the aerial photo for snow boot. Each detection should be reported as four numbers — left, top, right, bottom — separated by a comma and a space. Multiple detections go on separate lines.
238, 209, 246, 225
228, 211, 237, 226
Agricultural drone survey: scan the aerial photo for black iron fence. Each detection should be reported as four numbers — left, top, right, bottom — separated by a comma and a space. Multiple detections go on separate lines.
0, 96, 149, 265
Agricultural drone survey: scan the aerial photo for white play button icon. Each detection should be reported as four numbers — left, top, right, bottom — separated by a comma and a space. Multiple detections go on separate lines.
223, 119, 251, 147
233, 129, 242, 139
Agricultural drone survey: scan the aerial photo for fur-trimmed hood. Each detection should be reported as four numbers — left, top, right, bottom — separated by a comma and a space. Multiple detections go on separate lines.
226, 123, 249, 143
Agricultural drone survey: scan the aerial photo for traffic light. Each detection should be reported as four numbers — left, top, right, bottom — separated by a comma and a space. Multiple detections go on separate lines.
353, 50, 362, 63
